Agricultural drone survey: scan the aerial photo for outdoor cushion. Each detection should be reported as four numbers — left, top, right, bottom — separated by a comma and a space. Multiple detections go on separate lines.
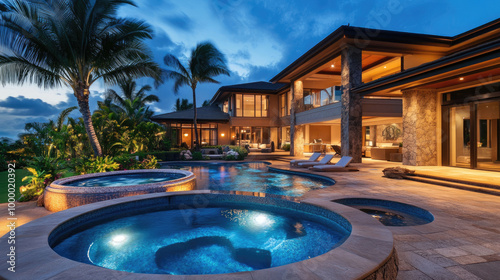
290, 152, 321, 165
297, 154, 334, 168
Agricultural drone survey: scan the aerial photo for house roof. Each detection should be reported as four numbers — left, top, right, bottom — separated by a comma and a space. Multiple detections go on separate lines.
210, 81, 289, 104
151, 105, 229, 123
270, 18, 500, 83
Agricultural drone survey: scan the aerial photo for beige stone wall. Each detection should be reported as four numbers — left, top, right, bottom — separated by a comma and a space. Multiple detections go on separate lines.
402, 89, 438, 166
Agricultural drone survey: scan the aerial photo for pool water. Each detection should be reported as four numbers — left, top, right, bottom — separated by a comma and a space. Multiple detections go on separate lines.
162, 162, 333, 196
66, 172, 186, 187
52, 206, 347, 275
358, 207, 430, 226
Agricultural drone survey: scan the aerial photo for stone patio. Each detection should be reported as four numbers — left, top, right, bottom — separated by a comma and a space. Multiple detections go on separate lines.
2, 158, 500, 279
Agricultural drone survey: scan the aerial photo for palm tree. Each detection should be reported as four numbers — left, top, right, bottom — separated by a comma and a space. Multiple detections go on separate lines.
0, 0, 161, 157
106, 78, 159, 123
202, 100, 211, 107
173, 98, 193, 111
161, 42, 230, 150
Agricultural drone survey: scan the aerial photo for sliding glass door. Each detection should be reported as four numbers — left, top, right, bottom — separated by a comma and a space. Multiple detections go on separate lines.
476, 101, 500, 170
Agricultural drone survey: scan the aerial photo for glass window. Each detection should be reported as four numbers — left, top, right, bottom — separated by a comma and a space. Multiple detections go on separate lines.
280, 94, 286, 116
262, 96, 268, 117
236, 94, 242, 117
243, 95, 255, 117
287, 92, 292, 115
255, 95, 262, 117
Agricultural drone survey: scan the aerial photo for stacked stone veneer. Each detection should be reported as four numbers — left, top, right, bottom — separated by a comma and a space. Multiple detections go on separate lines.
341, 45, 363, 163
402, 89, 438, 166
290, 80, 304, 157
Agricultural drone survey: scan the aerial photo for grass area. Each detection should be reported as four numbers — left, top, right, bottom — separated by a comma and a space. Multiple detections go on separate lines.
0, 169, 29, 203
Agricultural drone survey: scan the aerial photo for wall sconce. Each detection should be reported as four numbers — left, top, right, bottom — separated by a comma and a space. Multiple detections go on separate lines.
184, 133, 188, 137
221, 133, 225, 137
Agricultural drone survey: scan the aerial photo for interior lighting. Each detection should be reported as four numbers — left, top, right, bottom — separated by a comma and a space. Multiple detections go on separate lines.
184, 133, 188, 137
221, 133, 225, 137
459, 77, 464, 81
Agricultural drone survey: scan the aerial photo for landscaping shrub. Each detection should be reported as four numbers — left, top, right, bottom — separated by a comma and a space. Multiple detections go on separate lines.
282, 144, 291, 151
74, 156, 120, 174
192, 151, 203, 160
228, 145, 248, 160
140, 155, 159, 169
114, 154, 140, 170
132, 151, 181, 161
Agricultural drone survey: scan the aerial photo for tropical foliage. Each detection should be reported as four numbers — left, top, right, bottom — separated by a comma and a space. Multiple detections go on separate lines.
0, 0, 162, 157
160, 41, 230, 150
173, 98, 193, 111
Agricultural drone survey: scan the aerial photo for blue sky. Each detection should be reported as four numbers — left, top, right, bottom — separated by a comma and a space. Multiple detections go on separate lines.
1, 0, 500, 139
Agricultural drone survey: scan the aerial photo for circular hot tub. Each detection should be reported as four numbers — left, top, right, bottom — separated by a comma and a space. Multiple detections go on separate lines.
44, 169, 196, 212
3, 192, 398, 279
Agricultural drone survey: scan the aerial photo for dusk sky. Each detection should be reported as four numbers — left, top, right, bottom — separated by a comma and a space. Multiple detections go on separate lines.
1, 0, 500, 139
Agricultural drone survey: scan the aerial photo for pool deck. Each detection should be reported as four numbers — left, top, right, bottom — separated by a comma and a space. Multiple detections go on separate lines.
2, 157, 500, 279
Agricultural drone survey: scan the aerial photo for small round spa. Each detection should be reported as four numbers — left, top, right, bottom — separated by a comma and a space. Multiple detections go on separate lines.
44, 169, 196, 212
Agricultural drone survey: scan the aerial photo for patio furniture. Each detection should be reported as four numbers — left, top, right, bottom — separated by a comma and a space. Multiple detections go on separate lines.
297, 154, 334, 168
309, 156, 357, 172
331, 145, 342, 155
290, 152, 321, 166
371, 147, 399, 160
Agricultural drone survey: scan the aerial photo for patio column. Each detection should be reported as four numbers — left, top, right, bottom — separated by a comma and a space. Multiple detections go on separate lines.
341, 45, 363, 163
402, 88, 438, 166
290, 80, 304, 156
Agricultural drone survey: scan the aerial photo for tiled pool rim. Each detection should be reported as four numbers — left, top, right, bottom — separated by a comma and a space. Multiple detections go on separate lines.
44, 169, 196, 212
1, 191, 397, 279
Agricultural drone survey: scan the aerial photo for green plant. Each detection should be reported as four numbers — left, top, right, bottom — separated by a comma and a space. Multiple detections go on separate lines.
19, 168, 50, 201
192, 151, 203, 160
399, 142, 403, 147
75, 156, 120, 174
228, 146, 248, 160
114, 154, 140, 170
224, 154, 236, 161
282, 144, 291, 151
140, 155, 159, 169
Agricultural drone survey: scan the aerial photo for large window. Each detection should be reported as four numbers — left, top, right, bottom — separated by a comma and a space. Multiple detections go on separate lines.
303, 86, 341, 110
235, 94, 269, 117
280, 92, 291, 117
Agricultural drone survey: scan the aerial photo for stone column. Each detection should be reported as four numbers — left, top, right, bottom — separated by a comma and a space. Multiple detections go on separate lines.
290, 80, 304, 157
341, 45, 363, 163
402, 88, 438, 166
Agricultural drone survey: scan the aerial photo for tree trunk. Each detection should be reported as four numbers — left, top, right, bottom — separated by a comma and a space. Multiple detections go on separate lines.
76, 88, 103, 157
192, 87, 200, 151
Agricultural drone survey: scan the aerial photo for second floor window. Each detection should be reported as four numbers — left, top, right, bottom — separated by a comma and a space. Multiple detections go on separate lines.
235, 94, 269, 117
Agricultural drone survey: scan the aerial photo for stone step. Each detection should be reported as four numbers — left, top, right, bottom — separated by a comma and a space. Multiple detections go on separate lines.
404, 176, 500, 196
413, 172, 500, 190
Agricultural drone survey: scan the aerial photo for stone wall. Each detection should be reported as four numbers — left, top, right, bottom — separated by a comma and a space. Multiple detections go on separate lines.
290, 80, 304, 156
402, 89, 438, 166
341, 45, 363, 163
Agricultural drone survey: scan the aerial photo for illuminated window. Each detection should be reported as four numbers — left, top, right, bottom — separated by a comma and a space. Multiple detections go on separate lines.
243, 95, 255, 117
236, 94, 242, 117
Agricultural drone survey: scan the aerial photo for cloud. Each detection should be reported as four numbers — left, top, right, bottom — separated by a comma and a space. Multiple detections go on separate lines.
162, 12, 193, 31
0, 96, 59, 116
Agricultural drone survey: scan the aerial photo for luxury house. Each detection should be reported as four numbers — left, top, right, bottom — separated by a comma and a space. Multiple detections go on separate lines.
153, 18, 500, 171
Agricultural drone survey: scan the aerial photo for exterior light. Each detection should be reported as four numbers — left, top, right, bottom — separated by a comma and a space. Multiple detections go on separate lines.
331, 64, 335, 68
384, 66, 387, 69
184, 133, 188, 137
109, 234, 128, 247
459, 77, 464, 81
221, 133, 225, 137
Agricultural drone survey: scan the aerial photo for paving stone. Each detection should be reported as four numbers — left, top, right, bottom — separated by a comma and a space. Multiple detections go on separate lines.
446, 266, 483, 280
434, 247, 470, 258
397, 270, 433, 280
451, 255, 487, 265
459, 244, 496, 256
401, 251, 461, 280
464, 261, 500, 280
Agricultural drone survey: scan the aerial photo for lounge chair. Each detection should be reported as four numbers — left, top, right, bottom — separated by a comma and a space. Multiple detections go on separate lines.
297, 154, 334, 168
309, 156, 358, 172
331, 145, 342, 155
290, 152, 321, 166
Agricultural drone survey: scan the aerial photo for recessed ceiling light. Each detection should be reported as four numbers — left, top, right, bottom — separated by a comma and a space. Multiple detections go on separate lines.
384, 66, 387, 69
331, 64, 335, 68
459, 77, 464, 81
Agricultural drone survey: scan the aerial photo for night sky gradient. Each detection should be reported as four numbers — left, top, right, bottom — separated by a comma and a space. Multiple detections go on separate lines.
1, 0, 499, 139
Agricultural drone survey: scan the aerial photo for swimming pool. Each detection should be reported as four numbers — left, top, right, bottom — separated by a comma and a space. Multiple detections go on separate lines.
66, 172, 187, 187
162, 162, 334, 197
51, 195, 349, 275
